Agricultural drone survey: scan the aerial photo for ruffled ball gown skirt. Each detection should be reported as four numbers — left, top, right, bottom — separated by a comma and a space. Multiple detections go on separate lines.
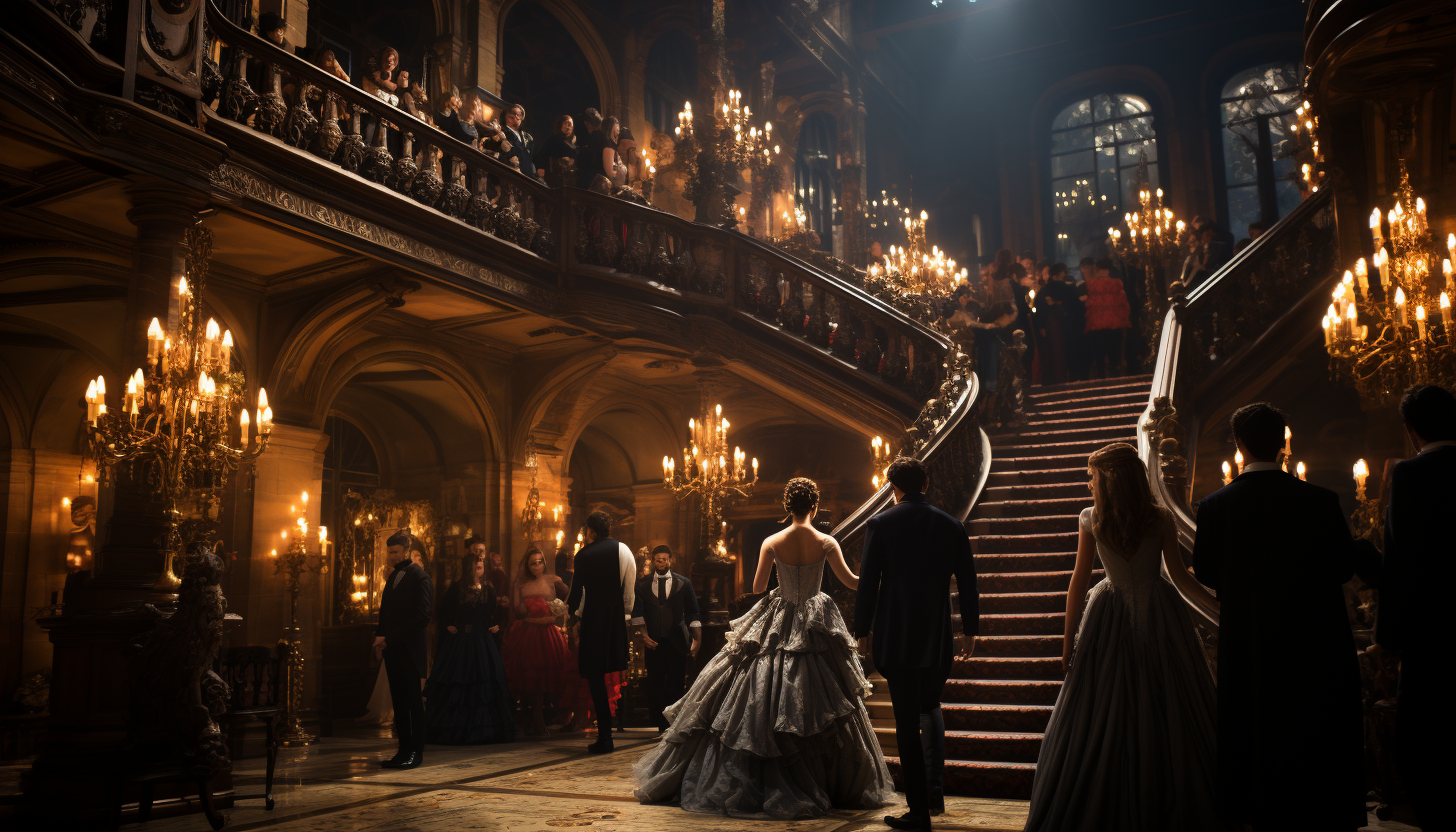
633, 559, 896, 819
423, 629, 515, 744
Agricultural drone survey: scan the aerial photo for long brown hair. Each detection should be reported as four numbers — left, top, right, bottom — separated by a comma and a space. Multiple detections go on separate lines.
1087, 443, 1161, 555
460, 550, 484, 588
515, 546, 545, 586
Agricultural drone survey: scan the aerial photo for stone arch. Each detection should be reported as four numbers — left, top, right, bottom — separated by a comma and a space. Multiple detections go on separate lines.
496, 0, 622, 115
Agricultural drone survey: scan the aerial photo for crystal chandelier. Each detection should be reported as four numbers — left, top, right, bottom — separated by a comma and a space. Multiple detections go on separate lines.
1322, 162, 1455, 407
83, 224, 271, 593
662, 396, 758, 543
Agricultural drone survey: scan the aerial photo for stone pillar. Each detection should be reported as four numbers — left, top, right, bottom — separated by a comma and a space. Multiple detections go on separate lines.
19, 452, 87, 679
241, 423, 326, 708
476, 0, 505, 92
0, 449, 36, 698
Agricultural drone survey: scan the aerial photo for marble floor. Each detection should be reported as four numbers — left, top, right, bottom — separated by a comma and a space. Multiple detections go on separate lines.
0, 727, 1426, 831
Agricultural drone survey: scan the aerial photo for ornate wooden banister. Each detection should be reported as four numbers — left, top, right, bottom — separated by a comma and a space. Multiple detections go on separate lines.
1138, 186, 1341, 633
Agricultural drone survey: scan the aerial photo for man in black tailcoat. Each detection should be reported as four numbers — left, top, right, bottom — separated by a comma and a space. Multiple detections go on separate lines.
630, 545, 702, 732
1378, 384, 1456, 832
1193, 403, 1367, 831
855, 457, 978, 832
373, 530, 433, 769
567, 510, 636, 754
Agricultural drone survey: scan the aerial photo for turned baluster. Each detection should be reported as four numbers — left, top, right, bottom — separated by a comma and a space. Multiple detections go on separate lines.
338, 102, 365, 172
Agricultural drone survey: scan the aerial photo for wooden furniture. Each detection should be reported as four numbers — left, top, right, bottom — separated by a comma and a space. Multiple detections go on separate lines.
217, 645, 283, 811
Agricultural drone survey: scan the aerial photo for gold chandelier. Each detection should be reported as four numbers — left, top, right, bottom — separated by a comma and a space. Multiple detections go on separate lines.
83, 224, 271, 593
520, 436, 544, 542
867, 207, 967, 294
662, 396, 758, 542
1322, 162, 1455, 406
1108, 184, 1180, 274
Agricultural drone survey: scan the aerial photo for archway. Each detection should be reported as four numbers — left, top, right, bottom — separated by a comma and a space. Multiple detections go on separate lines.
500, 0, 604, 133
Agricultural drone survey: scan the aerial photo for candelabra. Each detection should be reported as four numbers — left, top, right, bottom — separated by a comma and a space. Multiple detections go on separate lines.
675, 93, 782, 227
662, 396, 759, 546
870, 435, 893, 490
1322, 162, 1456, 408
865, 207, 968, 296
1108, 184, 1180, 273
1350, 458, 1383, 542
82, 225, 271, 596
270, 491, 327, 746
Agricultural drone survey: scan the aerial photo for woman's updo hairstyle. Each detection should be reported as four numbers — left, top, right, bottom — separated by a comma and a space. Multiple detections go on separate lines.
782, 477, 820, 517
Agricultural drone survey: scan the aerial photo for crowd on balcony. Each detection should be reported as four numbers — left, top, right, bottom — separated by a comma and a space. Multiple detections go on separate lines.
246, 13, 652, 206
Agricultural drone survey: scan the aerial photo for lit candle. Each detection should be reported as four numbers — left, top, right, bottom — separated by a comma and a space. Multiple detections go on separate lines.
1235, 450, 1244, 474
1327, 304, 1340, 340
1441, 293, 1453, 341
1353, 459, 1369, 499
1444, 259, 1454, 295
1284, 427, 1292, 460
85, 378, 98, 424
318, 525, 328, 544
1416, 305, 1427, 341
1322, 315, 1331, 347
205, 318, 220, 363
1354, 260, 1368, 298
240, 408, 251, 443
1376, 248, 1389, 289
1222, 461, 1232, 485
221, 330, 233, 368
147, 318, 164, 364
1395, 287, 1408, 326
1296, 462, 1306, 481
260, 406, 273, 434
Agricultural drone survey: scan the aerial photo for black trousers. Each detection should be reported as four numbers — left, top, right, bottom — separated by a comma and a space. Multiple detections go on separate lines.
1397, 651, 1455, 832
585, 674, 613, 739
882, 667, 948, 816
384, 647, 425, 755
644, 646, 688, 729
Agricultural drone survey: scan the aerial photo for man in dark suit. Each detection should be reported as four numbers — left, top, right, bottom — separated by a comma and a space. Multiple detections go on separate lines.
630, 545, 702, 732
373, 530, 433, 769
500, 103, 538, 178
1378, 384, 1456, 831
1193, 403, 1365, 831
567, 510, 635, 753
855, 457, 978, 832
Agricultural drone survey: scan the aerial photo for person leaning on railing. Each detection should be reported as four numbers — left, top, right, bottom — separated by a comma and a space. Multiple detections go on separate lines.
533, 114, 578, 189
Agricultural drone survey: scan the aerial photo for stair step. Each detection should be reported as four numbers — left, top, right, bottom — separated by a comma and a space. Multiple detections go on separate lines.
865, 700, 1054, 733
978, 569, 1102, 593
988, 424, 1141, 445
976, 551, 1076, 571
975, 496, 1091, 519
985, 467, 1088, 486
981, 482, 1090, 501
953, 654, 1065, 678
1028, 390, 1148, 413
887, 758, 1035, 800
991, 453, 1102, 471
973, 634, 1064, 656
1026, 402, 1148, 424
959, 613, 1065, 637
974, 532, 1079, 554
995, 437, 1139, 459
1030, 374, 1152, 396
979, 591, 1068, 614
944, 678, 1063, 705
968, 515, 1081, 536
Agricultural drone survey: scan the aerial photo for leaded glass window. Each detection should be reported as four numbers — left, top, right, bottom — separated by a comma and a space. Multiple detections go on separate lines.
1220, 62, 1303, 241
1049, 94, 1157, 268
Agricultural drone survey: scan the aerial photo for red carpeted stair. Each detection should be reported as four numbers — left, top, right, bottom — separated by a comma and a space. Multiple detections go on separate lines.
873, 374, 1152, 800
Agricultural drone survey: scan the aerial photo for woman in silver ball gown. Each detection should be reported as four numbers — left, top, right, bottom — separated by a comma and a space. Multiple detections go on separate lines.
633, 477, 896, 819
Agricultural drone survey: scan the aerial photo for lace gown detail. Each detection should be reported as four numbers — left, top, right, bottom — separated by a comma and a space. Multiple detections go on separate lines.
632, 558, 896, 819
1025, 508, 1238, 831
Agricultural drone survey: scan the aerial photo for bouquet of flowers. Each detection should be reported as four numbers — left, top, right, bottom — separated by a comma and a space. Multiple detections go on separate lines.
548, 597, 568, 620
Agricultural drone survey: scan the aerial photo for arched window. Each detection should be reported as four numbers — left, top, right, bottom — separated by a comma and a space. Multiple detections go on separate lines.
1220, 62, 1302, 241
644, 31, 696, 134
795, 112, 839, 252
1048, 94, 1157, 268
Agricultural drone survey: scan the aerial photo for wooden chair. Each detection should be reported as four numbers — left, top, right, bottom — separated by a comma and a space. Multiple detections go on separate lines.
217, 645, 283, 811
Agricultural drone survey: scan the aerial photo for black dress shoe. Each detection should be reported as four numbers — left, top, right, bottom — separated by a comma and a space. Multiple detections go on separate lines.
586, 739, 615, 754
930, 793, 946, 816
395, 752, 424, 770
884, 810, 931, 831
380, 753, 405, 769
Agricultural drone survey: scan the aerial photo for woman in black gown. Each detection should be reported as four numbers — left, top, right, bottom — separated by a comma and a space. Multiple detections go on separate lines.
423, 550, 515, 744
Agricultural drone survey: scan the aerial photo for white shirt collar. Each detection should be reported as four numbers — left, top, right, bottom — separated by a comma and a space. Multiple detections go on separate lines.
652, 571, 672, 596
1420, 440, 1456, 454
1242, 461, 1282, 473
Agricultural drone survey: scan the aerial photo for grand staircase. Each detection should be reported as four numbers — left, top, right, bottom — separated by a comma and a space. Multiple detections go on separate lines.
873, 374, 1153, 799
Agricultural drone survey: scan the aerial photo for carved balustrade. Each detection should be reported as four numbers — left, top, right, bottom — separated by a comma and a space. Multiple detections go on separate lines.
1137, 187, 1341, 656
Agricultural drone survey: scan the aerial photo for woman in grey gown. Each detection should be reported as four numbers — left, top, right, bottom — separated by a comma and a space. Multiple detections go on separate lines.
1025, 444, 1237, 831
633, 478, 897, 819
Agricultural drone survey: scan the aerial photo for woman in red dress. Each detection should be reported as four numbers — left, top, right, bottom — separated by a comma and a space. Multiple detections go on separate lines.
502, 547, 620, 735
